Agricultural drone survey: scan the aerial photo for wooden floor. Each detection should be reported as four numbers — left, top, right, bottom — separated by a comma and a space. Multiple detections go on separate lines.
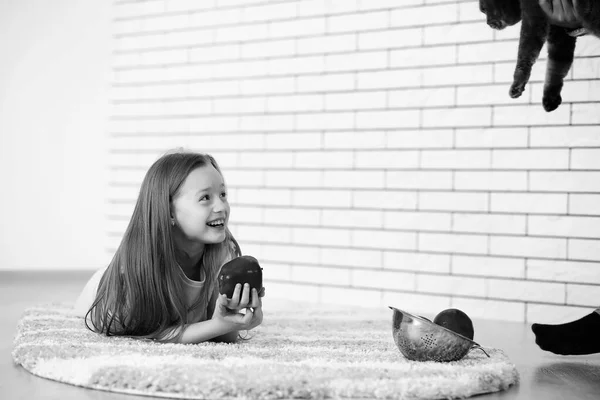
2, 271, 600, 400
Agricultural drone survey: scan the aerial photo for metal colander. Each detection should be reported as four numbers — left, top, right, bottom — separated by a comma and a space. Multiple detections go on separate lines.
389, 306, 490, 362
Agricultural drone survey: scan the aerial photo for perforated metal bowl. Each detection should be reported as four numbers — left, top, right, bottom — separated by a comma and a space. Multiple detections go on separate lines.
389, 306, 490, 362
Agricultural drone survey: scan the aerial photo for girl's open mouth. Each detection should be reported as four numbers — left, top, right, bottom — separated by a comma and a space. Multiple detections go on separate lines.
207, 219, 225, 228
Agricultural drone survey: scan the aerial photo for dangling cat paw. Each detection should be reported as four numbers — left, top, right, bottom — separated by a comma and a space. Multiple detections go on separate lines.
509, 82, 525, 98
542, 93, 562, 112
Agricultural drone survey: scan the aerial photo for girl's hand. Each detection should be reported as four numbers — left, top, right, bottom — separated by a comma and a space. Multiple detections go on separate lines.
212, 288, 263, 331
223, 283, 266, 310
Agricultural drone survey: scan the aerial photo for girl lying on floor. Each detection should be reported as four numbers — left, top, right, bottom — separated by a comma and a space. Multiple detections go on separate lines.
74, 150, 264, 344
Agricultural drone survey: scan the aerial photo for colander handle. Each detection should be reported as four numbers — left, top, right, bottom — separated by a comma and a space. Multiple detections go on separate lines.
469, 344, 490, 358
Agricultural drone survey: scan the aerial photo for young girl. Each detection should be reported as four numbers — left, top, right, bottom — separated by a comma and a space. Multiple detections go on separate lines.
74, 151, 264, 344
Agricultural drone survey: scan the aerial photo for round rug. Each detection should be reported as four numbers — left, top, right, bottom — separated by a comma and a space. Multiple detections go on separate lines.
12, 302, 519, 399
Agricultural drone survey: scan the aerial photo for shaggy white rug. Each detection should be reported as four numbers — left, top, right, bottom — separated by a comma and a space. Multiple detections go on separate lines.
12, 302, 519, 399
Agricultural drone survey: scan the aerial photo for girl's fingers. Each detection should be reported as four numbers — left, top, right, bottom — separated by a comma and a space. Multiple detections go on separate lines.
251, 288, 259, 308
229, 283, 242, 308
258, 287, 266, 298
239, 283, 251, 307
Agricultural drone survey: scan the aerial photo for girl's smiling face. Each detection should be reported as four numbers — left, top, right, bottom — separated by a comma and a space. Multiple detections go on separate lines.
171, 164, 230, 247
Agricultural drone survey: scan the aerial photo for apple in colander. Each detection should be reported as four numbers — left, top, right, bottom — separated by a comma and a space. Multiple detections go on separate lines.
433, 308, 475, 340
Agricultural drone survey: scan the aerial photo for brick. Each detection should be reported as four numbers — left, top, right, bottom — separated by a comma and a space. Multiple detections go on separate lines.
488, 279, 565, 303
224, 169, 264, 187
527, 259, 600, 284
494, 104, 571, 126
455, 127, 528, 148
389, 87, 456, 108
572, 103, 600, 125
324, 170, 385, 188
190, 80, 239, 96
265, 282, 321, 303
421, 149, 491, 169
359, 0, 423, 11
387, 129, 454, 148
383, 291, 451, 316
293, 189, 352, 208
325, 51, 387, 72
357, 69, 422, 89
292, 265, 351, 286
573, 35, 600, 57
324, 131, 387, 149
293, 227, 351, 246
213, 97, 266, 114
266, 170, 322, 188
529, 215, 600, 239
417, 274, 487, 297
391, 45, 457, 67
530, 126, 600, 147
419, 232, 488, 254
358, 28, 423, 50
571, 55, 600, 79
571, 149, 600, 170
383, 251, 451, 273
451, 298, 525, 322
387, 171, 453, 190
321, 247, 382, 269
114, 0, 165, 18
458, 1, 484, 21
297, 33, 356, 55
295, 151, 354, 169
354, 150, 420, 169
168, 0, 213, 11
491, 193, 568, 214
490, 236, 567, 259
239, 77, 294, 95
265, 133, 322, 150
532, 80, 600, 103
325, 91, 386, 110
240, 39, 295, 59
492, 149, 569, 170
166, 30, 213, 47
324, 0, 360, 14
269, 17, 326, 38
189, 9, 241, 27
530, 171, 600, 192
352, 229, 417, 250
424, 22, 493, 45
328, 11, 388, 33
145, 14, 191, 31
198, 133, 265, 149
419, 191, 489, 212
569, 239, 600, 262
457, 84, 529, 106
569, 194, 600, 216
297, 112, 355, 130
297, 73, 355, 92
384, 210, 452, 231
454, 171, 527, 191
526, 303, 596, 324
353, 190, 418, 210
261, 244, 320, 264
357, 110, 421, 128
320, 286, 382, 308
566, 284, 600, 307
237, 188, 292, 206
422, 64, 494, 86
189, 44, 239, 62
452, 255, 525, 278
237, 225, 292, 243
230, 205, 263, 224
458, 40, 518, 64
352, 269, 416, 291
322, 209, 383, 229
237, 151, 292, 169
241, 2, 297, 23
267, 94, 323, 112
260, 261, 292, 281
263, 207, 321, 226
268, 55, 325, 75
215, 24, 269, 43
211, 60, 267, 79
454, 213, 526, 235
391, 3, 458, 27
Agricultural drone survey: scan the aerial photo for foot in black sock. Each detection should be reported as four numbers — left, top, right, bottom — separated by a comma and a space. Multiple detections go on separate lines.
532, 311, 600, 355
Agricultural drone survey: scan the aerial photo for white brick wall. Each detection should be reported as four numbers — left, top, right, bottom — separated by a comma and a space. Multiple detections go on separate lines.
108, 0, 600, 323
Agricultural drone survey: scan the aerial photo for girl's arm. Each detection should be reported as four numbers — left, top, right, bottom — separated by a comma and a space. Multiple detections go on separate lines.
207, 286, 239, 343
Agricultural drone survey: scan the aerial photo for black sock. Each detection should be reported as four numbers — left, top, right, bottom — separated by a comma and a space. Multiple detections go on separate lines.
532, 311, 600, 355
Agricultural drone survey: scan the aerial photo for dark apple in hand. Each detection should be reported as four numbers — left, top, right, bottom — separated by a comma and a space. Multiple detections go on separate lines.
218, 255, 263, 299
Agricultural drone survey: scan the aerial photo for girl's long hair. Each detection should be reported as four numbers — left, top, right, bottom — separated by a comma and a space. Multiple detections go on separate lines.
86, 151, 240, 341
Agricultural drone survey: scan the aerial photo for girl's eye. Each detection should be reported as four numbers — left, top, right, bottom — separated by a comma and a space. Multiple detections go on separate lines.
220, 192, 227, 199
200, 195, 210, 201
